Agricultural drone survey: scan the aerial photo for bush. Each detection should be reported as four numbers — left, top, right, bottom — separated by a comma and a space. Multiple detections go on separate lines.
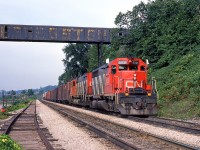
151, 47, 200, 118
0, 134, 22, 150
0, 99, 33, 120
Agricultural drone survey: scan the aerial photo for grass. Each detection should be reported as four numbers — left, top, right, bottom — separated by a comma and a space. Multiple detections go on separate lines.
0, 98, 33, 120
151, 46, 200, 119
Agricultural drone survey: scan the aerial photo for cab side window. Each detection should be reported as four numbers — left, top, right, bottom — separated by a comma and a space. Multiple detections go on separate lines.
140, 66, 146, 71
73, 81, 76, 86
111, 65, 116, 74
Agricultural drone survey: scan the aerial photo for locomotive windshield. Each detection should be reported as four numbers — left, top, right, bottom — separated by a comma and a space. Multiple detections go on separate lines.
119, 65, 128, 71
140, 66, 146, 71
130, 65, 138, 70
117, 59, 146, 71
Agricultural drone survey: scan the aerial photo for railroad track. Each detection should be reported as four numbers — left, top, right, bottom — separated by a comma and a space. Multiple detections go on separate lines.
63, 101, 200, 136
42, 100, 199, 150
1, 101, 56, 150
128, 116, 200, 135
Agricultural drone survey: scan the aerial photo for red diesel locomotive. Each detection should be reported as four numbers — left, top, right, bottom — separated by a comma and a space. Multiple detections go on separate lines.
44, 57, 158, 116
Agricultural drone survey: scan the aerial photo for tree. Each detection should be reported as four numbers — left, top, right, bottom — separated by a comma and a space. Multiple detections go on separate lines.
59, 43, 91, 84
10, 90, 16, 95
59, 43, 117, 84
27, 89, 34, 96
112, 0, 200, 69
21, 90, 26, 95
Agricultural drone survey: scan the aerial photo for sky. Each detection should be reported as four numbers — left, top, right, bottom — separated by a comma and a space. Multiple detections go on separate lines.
0, 0, 147, 91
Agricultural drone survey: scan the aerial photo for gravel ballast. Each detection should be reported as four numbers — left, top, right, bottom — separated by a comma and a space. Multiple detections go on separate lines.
43, 100, 200, 148
36, 100, 120, 150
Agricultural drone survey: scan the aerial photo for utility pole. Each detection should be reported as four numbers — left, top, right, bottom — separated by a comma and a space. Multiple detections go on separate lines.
12, 94, 14, 105
2, 90, 4, 107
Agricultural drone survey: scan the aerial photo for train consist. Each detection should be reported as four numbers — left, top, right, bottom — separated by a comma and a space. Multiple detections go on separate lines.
43, 57, 158, 116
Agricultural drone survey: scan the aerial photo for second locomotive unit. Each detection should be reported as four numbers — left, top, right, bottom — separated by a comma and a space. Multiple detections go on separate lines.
44, 57, 158, 116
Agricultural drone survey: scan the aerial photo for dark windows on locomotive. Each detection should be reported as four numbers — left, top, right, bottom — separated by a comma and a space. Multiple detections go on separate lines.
130, 65, 138, 70
118, 60, 128, 71
73, 81, 76, 86
140, 66, 146, 71
119, 65, 128, 71
116, 60, 146, 71
111, 65, 116, 74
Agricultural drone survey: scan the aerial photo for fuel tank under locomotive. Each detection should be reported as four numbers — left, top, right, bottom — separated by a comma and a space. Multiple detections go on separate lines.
91, 100, 110, 111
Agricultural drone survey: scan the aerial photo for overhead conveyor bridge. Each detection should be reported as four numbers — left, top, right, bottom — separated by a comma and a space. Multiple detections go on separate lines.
0, 24, 112, 44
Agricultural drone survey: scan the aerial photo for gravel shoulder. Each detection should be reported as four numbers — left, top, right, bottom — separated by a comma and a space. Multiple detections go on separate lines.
36, 100, 121, 150
44, 100, 200, 148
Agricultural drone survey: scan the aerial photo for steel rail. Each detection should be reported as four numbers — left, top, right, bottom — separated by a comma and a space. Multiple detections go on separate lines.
42, 100, 199, 150
150, 116, 200, 128
3, 100, 54, 150
153, 117, 200, 125
3, 102, 32, 134
42, 101, 139, 150
128, 116, 200, 135
34, 101, 54, 150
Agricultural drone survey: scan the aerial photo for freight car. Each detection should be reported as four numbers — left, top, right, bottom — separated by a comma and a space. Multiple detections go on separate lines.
43, 57, 158, 116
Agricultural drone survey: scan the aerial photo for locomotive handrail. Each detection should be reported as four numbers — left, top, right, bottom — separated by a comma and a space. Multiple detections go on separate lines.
113, 75, 120, 89
115, 88, 120, 105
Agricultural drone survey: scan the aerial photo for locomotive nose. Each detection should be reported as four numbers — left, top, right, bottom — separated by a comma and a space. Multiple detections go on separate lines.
136, 98, 146, 109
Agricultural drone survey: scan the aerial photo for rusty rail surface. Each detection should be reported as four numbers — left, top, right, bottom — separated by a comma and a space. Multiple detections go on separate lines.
42, 100, 199, 150
2, 101, 54, 150
3, 102, 31, 135
129, 116, 200, 135
42, 100, 139, 150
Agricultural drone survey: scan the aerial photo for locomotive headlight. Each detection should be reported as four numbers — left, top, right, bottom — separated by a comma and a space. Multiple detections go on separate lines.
125, 93, 129, 96
134, 74, 136, 77
125, 87, 129, 96
148, 93, 152, 97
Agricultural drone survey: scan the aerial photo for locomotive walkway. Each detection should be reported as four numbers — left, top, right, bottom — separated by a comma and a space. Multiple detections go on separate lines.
41, 100, 199, 150
0, 101, 60, 150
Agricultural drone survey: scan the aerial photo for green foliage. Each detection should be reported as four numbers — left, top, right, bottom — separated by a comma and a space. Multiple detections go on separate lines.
59, 44, 116, 84
27, 89, 34, 96
87, 45, 116, 71
111, 0, 200, 119
0, 134, 22, 150
7, 103, 26, 112
8, 90, 16, 96
21, 90, 26, 95
112, 0, 200, 68
152, 47, 200, 118
0, 113, 8, 120
87, 45, 98, 71
0, 99, 32, 120
58, 0, 200, 119
59, 43, 91, 84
